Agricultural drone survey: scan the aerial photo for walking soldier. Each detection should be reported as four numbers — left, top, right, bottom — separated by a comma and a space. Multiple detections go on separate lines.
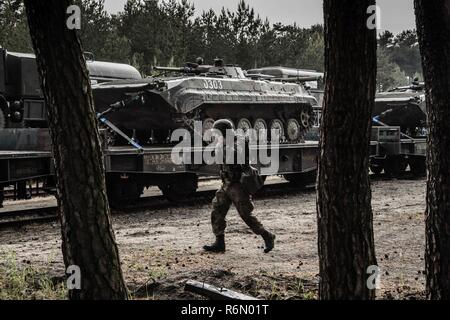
203, 119, 276, 253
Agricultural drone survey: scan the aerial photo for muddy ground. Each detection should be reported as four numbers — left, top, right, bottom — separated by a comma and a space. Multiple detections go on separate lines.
0, 177, 427, 300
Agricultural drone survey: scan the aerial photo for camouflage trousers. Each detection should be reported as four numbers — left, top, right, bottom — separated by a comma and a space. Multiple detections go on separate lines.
211, 182, 266, 236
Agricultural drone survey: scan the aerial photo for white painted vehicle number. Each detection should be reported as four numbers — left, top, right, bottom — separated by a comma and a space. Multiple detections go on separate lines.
203, 79, 223, 90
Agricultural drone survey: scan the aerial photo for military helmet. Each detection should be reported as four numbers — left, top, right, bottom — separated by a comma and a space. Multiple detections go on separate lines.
213, 119, 235, 136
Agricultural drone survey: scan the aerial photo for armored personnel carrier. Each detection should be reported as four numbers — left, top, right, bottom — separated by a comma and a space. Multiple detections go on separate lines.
374, 80, 426, 138
92, 60, 319, 146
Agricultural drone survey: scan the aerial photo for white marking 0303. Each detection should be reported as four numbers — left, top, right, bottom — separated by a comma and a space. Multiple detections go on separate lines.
203, 79, 223, 90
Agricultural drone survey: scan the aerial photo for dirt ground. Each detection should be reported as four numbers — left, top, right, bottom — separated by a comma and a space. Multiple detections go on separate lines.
0, 177, 427, 300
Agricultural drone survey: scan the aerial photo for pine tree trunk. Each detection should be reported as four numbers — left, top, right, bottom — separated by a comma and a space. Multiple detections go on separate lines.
0, 186, 4, 208
414, 0, 450, 300
317, 0, 378, 299
24, 0, 128, 300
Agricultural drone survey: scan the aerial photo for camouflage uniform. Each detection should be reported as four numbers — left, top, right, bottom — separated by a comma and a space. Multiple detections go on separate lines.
211, 163, 266, 237
204, 119, 274, 253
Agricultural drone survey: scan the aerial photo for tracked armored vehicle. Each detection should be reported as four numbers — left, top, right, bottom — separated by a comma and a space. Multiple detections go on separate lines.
374, 81, 426, 138
0, 48, 142, 129
92, 60, 319, 146
369, 81, 427, 177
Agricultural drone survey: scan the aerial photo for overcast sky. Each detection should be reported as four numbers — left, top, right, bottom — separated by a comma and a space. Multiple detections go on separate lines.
105, 0, 416, 34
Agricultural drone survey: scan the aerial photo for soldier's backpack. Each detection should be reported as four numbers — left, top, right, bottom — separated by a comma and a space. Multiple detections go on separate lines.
236, 133, 265, 195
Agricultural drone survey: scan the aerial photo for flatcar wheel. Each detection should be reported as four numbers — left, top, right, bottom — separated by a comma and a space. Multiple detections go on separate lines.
161, 185, 189, 203
409, 157, 426, 177
284, 170, 317, 188
286, 118, 302, 142
270, 119, 285, 142
107, 177, 144, 208
160, 174, 198, 203
370, 159, 384, 175
253, 118, 268, 142
384, 156, 407, 178
370, 165, 383, 175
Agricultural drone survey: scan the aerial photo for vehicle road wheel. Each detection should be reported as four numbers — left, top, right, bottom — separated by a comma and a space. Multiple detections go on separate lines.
253, 118, 268, 142
236, 118, 252, 135
286, 118, 302, 142
202, 118, 216, 142
203, 118, 215, 133
270, 119, 285, 142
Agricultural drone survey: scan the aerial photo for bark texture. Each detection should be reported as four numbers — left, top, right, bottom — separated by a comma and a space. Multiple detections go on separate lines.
414, 0, 450, 300
317, 0, 378, 299
24, 0, 128, 299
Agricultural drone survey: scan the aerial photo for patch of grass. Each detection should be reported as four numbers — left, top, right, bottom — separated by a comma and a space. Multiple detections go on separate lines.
129, 266, 169, 300
301, 290, 316, 300
242, 270, 318, 300
288, 278, 317, 300
147, 266, 168, 281
267, 281, 283, 300
0, 252, 67, 300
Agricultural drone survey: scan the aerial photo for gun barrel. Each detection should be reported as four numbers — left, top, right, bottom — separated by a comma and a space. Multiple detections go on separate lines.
271, 76, 322, 83
154, 66, 187, 73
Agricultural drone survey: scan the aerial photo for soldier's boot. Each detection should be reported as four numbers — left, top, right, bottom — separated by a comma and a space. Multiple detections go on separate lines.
262, 231, 276, 253
203, 235, 226, 253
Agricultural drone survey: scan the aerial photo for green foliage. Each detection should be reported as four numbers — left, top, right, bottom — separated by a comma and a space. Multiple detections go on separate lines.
0, 252, 67, 300
75, 0, 131, 63
116, 0, 326, 72
378, 29, 423, 78
377, 48, 408, 91
0, 0, 33, 52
